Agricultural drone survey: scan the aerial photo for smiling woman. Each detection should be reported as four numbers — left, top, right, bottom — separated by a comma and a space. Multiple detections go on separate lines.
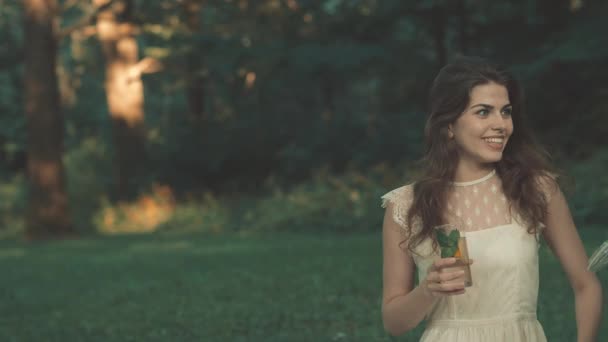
447, 82, 514, 173
380, 56, 603, 341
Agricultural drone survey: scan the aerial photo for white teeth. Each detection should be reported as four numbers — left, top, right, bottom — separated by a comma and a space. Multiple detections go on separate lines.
484, 138, 504, 144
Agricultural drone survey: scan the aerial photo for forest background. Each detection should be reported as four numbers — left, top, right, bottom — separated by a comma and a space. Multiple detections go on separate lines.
1, 0, 607, 341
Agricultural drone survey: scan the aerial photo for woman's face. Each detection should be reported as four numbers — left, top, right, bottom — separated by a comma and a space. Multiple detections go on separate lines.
448, 82, 514, 168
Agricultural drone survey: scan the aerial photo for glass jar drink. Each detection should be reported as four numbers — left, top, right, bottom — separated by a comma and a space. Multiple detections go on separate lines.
434, 224, 473, 287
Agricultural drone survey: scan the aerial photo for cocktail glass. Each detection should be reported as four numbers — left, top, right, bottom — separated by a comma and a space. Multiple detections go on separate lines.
434, 224, 473, 287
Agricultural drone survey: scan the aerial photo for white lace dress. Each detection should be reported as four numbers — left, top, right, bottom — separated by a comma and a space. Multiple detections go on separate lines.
381, 170, 549, 342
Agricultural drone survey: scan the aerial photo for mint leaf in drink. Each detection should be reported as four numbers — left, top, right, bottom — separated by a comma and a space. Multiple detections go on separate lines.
437, 229, 451, 247
449, 229, 460, 242
436, 227, 461, 257
436, 228, 460, 248
441, 246, 458, 258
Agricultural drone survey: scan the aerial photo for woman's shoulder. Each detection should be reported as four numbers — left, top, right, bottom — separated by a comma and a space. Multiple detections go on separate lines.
380, 183, 415, 209
380, 182, 422, 234
534, 171, 560, 203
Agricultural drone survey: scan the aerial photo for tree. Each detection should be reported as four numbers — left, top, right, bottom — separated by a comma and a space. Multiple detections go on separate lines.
182, 0, 207, 122
22, 0, 72, 238
94, 0, 159, 200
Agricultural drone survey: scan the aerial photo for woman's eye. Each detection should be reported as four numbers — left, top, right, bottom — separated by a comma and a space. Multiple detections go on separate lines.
501, 108, 513, 116
476, 109, 489, 116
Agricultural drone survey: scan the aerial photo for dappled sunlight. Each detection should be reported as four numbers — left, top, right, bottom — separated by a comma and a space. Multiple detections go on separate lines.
22, 0, 53, 24
97, 184, 176, 234
571, 0, 583, 12
29, 159, 61, 189
244, 71, 256, 89
106, 62, 145, 127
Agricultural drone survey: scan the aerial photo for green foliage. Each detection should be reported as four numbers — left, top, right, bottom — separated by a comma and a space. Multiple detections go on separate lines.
289, 42, 387, 72
2, 0, 608, 236
2, 153, 605, 239
157, 204, 226, 234
0, 174, 26, 237
568, 151, 608, 225
64, 137, 113, 232
83, 164, 397, 235
155, 193, 232, 235
237, 168, 387, 233
0, 69, 24, 162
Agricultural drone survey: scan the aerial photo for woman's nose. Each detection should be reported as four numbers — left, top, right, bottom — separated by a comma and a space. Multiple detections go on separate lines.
491, 112, 507, 132
491, 126, 505, 134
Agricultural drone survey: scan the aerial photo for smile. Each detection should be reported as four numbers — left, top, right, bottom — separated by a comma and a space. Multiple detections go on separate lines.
483, 137, 505, 151
483, 137, 504, 144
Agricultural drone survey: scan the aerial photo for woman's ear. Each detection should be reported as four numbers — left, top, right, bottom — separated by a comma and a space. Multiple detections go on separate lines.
447, 124, 454, 139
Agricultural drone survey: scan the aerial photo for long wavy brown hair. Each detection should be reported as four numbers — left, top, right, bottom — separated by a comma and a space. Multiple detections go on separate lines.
403, 56, 560, 255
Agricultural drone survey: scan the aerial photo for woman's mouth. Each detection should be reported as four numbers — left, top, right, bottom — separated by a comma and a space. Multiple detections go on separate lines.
483, 137, 505, 151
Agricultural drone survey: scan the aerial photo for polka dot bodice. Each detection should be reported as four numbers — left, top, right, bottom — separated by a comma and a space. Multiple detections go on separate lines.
445, 170, 512, 232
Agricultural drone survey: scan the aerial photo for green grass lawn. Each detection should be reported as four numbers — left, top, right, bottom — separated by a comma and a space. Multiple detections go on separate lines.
1, 228, 607, 341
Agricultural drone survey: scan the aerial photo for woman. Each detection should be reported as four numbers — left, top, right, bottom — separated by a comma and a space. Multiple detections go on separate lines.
380, 56, 602, 341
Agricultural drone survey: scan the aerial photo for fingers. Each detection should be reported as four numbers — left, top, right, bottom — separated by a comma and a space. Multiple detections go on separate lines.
427, 269, 465, 283
431, 257, 458, 270
424, 257, 472, 298
431, 257, 474, 272
427, 279, 466, 292
445, 288, 466, 296
425, 281, 466, 298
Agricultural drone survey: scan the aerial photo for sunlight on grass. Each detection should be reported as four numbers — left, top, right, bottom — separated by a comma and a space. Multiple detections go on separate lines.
96, 185, 176, 234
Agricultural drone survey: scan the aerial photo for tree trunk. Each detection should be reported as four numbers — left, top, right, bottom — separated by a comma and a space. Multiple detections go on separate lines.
456, 0, 469, 55
95, 0, 146, 200
570, 0, 583, 12
23, 0, 73, 238
182, 0, 207, 122
431, 6, 447, 68
320, 68, 335, 125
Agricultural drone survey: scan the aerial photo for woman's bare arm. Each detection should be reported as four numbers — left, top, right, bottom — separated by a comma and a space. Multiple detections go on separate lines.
381, 200, 479, 336
542, 185, 603, 342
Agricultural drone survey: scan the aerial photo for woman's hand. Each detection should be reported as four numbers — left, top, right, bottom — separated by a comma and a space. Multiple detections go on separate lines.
421, 257, 474, 298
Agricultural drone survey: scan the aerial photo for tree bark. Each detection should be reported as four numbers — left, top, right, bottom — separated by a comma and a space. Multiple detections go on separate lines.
182, 0, 207, 122
23, 0, 73, 238
456, 0, 468, 55
431, 6, 447, 69
320, 68, 335, 125
95, 0, 146, 200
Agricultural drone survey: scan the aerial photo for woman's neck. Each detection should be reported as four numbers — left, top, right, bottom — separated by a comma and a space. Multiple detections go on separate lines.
453, 162, 495, 183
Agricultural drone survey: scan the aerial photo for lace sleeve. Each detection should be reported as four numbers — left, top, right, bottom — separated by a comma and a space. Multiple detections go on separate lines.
380, 184, 415, 236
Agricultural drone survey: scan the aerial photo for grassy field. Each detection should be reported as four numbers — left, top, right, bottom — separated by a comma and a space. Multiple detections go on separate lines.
1, 228, 607, 341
